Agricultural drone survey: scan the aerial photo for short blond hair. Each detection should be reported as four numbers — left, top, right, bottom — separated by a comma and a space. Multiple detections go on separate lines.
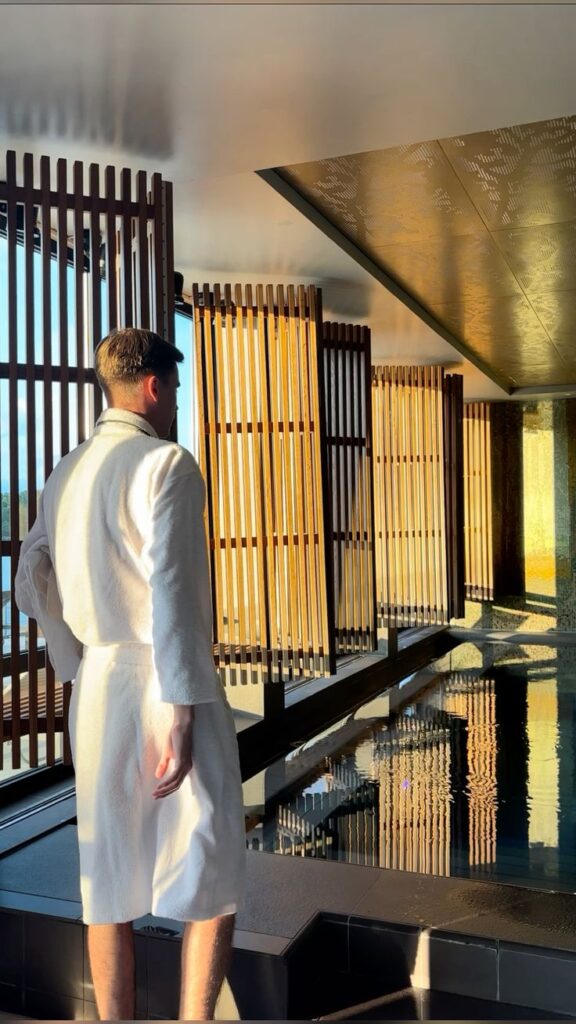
94, 327, 184, 400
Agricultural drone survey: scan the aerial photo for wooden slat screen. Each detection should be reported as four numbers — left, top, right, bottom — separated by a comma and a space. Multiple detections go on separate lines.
323, 322, 377, 655
464, 402, 494, 601
1, 149, 173, 770
192, 283, 336, 686
373, 366, 464, 627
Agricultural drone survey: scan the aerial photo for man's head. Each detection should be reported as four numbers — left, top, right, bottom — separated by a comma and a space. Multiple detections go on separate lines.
94, 327, 184, 440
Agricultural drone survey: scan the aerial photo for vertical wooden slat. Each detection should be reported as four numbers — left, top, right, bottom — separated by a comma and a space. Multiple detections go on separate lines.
152, 172, 165, 337
299, 286, 320, 673
164, 180, 175, 346
277, 286, 298, 675
73, 161, 86, 445
7, 151, 21, 767
213, 284, 234, 664
57, 159, 70, 459
24, 152, 39, 767
245, 284, 268, 678
137, 171, 150, 329
89, 164, 103, 420
256, 284, 276, 682
308, 284, 335, 674
120, 168, 133, 328
267, 284, 289, 678
105, 165, 118, 331
40, 154, 56, 765
235, 284, 257, 681
464, 402, 494, 602
223, 283, 246, 683
204, 284, 225, 667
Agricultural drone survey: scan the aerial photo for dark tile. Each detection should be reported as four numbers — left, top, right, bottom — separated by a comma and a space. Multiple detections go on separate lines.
500, 947, 576, 1016
424, 987, 571, 1020
24, 987, 84, 1019
0, 981, 25, 1015
440, 890, 576, 953
348, 919, 420, 990
0, 911, 23, 986
287, 915, 349, 1017
351, 869, 535, 932
303, 972, 412, 1020
237, 850, 380, 938
24, 915, 84, 999
135, 932, 147, 1017
0, 889, 81, 920
426, 933, 498, 1001
0, 825, 81, 903
345, 987, 421, 1020
233, 928, 290, 955
147, 934, 181, 1019
228, 948, 288, 1020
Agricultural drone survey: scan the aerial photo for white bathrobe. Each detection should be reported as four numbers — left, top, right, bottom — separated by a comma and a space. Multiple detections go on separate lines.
15, 408, 246, 923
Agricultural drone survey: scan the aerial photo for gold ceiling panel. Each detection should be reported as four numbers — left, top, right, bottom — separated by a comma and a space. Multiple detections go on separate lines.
281, 141, 485, 247
493, 221, 576, 295
529, 292, 576, 348
278, 114, 576, 388
439, 118, 576, 231
371, 233, 521, 307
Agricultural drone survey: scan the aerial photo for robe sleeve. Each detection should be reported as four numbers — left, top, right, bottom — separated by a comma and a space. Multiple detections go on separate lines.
143, 449, 223, 705
14, 490, 84, 683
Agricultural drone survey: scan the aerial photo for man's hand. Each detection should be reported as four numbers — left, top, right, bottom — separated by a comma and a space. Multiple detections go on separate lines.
152, 706, 195, 799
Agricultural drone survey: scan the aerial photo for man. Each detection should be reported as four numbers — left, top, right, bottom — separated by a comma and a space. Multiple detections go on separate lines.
15, 327, 246, 1020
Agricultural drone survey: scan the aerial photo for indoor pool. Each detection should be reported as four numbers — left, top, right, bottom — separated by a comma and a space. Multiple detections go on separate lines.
244, 643, 576, 893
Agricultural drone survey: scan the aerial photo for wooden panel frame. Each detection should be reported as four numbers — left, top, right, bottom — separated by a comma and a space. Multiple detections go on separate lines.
1, 149, 173, 770
323, 322, 377, 654
373, 366, 464, 627
192, 283, 337, 688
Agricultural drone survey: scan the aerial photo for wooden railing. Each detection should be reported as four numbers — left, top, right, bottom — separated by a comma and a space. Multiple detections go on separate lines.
1, 149, 173, 769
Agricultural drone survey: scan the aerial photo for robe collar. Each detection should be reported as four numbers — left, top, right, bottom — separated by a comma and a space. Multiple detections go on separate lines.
94, 407, 159, 440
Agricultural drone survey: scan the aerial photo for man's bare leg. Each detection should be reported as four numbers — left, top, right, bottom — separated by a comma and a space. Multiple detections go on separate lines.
87, 921, 135, 1021
179, 913, 236, 1020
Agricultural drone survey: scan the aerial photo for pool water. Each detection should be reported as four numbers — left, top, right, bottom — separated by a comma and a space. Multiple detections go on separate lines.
245, 643, 576, 893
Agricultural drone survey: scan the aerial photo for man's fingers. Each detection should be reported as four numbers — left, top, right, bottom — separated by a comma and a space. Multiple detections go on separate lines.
154, 756, 170, 779
152, 762, 192, 798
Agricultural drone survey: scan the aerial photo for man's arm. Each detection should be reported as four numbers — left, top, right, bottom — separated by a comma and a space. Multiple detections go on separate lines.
143, 448, 222, 798
14, 489, 83, 682
143, 447, 223, 706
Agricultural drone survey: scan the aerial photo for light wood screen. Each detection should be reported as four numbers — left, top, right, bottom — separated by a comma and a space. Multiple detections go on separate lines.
372, 366, 464, 627
1, 149, 173, 769
192, 283, 336, 687
323, 322, 377, 655
464, 402, 494, 601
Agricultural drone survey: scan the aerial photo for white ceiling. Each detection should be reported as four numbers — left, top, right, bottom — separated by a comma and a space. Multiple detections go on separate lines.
2, 4, 576, 399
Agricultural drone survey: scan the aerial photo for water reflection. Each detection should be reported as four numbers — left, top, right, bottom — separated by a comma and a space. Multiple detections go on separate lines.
247, 653, 576, 892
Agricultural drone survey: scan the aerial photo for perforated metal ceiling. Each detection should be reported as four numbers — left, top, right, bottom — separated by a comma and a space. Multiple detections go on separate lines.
278, 116, 576, 388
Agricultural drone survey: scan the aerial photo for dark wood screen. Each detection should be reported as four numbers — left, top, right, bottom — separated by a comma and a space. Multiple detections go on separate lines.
1, 149, 173, 770
192, 283, 336, 686
464, 402, 494, 601
323, 322, 377, 655
372, 366, 464, 627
